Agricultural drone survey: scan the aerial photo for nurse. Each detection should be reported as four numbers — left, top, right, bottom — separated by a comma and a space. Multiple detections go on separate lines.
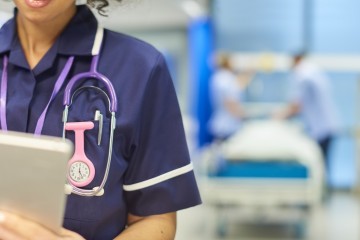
0, 0, 201, 239
208, 52, 252, 141
275, 53, 339, 174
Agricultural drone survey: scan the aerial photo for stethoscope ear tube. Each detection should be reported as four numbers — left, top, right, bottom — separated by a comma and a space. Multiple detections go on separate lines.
63, 55, 118, 112
62, 85, 113, 139
70, 86, 113, 114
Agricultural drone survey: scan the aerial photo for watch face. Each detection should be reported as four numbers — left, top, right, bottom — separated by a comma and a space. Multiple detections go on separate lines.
69, 161, 91, 183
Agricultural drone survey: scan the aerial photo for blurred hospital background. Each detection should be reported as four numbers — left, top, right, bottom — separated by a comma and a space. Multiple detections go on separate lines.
1, 0, 360, 239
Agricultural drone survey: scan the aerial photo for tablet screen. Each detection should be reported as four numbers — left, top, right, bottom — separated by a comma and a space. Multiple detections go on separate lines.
0, 131, 73, 233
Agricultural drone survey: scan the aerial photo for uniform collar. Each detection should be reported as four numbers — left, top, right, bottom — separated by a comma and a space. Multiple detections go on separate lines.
0, 5, 98, 57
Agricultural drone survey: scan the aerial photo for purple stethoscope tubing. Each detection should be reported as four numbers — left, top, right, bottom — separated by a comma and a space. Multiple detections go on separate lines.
0, 55, 8, 131
63, 54, 117, 113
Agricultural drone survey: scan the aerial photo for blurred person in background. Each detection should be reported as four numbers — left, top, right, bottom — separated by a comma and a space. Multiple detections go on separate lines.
208, 52, 253, 141
275, 52, 340, 181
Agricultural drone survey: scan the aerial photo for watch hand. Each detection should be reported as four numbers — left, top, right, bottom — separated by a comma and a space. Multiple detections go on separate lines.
78, 167, 83, 178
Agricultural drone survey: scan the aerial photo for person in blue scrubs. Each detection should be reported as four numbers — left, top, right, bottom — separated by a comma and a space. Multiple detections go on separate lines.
275, 53, 339, 174
208, 52, 252, 141
0, 0, 201, 239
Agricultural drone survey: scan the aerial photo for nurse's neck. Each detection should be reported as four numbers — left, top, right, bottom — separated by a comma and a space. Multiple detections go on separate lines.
16, 7, 76, 70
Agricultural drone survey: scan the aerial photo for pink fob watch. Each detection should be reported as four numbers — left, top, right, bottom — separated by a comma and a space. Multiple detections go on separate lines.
65, 121, 95, 187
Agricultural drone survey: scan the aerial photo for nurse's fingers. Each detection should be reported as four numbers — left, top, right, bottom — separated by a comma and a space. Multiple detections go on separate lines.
0, 211, 56, 240
59, 228, 85, 239
0, 226, 23, 240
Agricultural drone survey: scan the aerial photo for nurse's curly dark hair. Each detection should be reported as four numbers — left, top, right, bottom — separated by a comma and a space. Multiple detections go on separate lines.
87, 0, 123, 16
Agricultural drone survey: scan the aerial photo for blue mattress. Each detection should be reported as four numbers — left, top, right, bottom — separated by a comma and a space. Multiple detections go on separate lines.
213, 160, 308, 179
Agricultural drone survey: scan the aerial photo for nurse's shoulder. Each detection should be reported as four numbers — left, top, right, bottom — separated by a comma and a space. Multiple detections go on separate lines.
102, 29, 164, 71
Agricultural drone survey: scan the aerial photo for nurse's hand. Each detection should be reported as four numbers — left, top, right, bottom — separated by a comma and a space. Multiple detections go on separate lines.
0, 211, 84, 240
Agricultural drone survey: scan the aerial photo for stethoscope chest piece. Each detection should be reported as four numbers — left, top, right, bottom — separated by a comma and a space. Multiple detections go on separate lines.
66, 121, 95, 188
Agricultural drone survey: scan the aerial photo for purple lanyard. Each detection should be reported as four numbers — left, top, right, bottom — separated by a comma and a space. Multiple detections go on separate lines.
0, 55, 74, 135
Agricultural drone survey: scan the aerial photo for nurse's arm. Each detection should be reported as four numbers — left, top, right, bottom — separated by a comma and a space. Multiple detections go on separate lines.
114, 212, 177, 240
273, 101, 302, 119
224, 99, 246, 118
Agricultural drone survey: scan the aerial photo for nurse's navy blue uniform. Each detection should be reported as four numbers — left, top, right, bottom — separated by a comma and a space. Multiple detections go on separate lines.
0, 5, 201, 239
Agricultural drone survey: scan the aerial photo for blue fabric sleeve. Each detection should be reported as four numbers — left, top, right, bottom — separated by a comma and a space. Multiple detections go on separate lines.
123, 54, 201, 216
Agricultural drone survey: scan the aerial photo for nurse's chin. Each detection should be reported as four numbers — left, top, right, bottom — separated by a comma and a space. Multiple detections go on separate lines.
19, 13, 56, 25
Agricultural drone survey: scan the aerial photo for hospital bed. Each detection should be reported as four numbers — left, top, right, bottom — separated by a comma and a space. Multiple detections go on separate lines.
199, 120, 325, 238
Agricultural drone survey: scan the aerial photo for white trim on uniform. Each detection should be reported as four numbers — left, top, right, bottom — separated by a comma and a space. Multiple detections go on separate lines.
92, 26, 104, 56
123, 163, 194, 191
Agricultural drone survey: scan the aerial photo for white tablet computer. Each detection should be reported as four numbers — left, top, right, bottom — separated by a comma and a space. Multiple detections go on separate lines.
0, 131, 73, 233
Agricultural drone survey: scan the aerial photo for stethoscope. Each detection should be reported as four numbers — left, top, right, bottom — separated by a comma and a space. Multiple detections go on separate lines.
0, 26, 117, 197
